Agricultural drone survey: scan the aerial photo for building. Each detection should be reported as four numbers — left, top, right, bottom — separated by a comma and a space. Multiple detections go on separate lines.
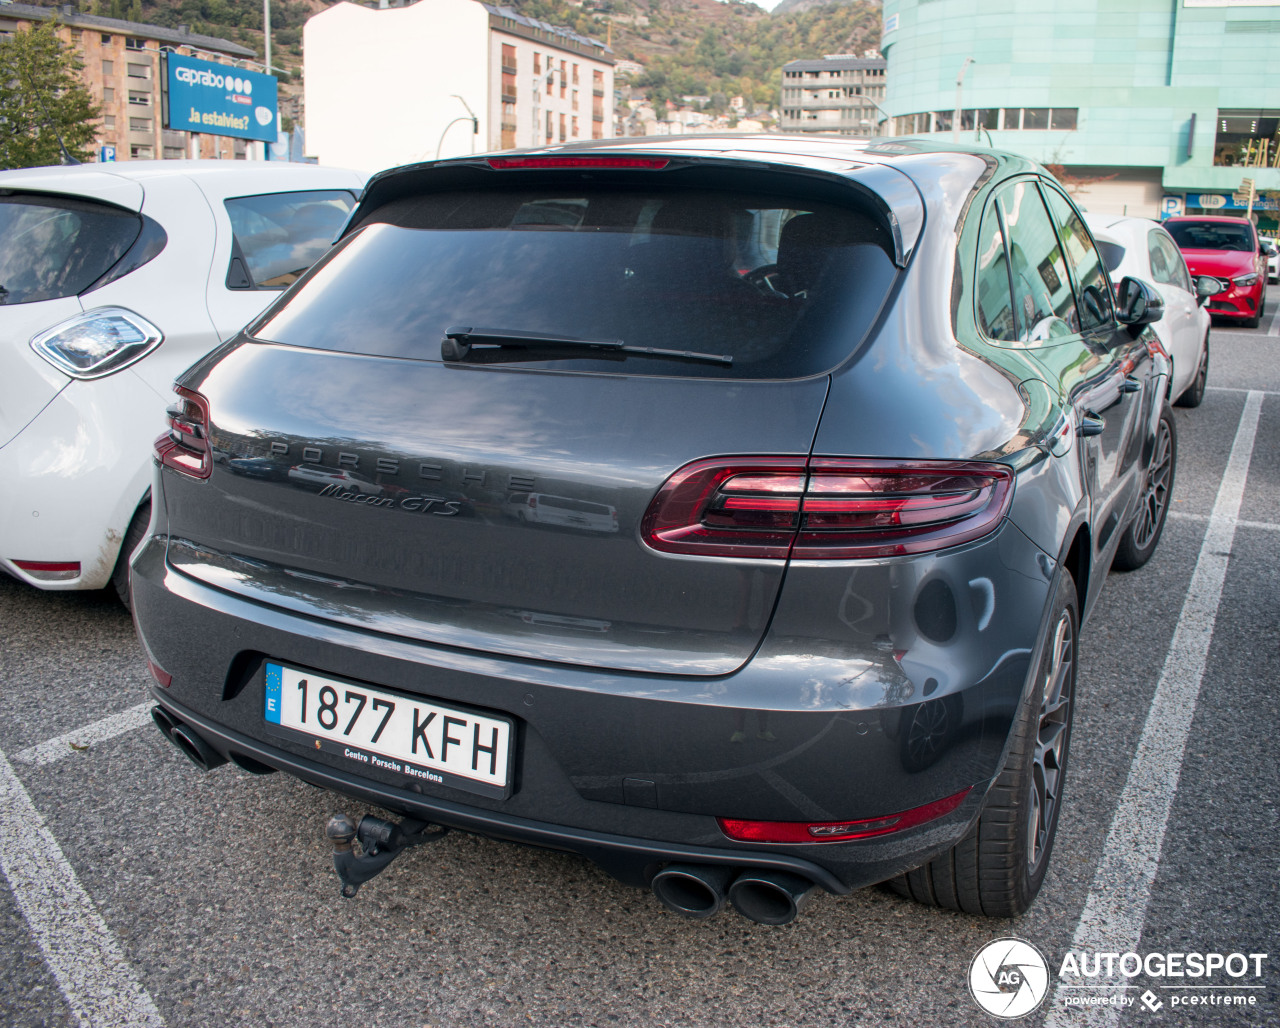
0, 2, 262, 161
304, 0, 614, 172
779, 54, 887, 137
880, 0, 1280, 228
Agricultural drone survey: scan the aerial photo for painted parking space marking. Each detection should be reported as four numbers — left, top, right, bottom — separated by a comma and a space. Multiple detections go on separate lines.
0, 746, 164, 1027
14, 703, 153, 768
1169, 510, 1280, 533
1206, 385, 1280, 395
1043, 390, 1265, 1028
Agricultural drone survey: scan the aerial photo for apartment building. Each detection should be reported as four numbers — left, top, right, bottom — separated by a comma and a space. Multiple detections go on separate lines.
779, 54, 887, 138
0, 2, 261, 161
304, 0, 614, 172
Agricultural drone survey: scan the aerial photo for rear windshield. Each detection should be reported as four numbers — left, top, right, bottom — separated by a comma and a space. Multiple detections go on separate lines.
253, 186, 898, 379
1165, 221, 1254, 253
0, 194, 140, 305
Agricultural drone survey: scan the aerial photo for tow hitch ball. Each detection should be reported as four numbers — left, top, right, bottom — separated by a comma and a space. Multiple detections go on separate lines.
325, 813, 449, 898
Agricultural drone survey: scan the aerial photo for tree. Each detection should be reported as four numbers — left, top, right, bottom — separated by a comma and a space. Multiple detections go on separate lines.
0, 21, 100, 169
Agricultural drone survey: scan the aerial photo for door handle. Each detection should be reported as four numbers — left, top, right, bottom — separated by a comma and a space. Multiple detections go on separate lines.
1121, 375, 1141, 393
1077, 410, 1105, 437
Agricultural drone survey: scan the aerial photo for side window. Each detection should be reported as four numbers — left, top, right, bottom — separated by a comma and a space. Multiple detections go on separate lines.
996, 180, 1078, 343
1147, 231, 1174, 285
974, 200, 1018, 341
1152, 230, 1193, 293
224, 189, 356, 290
1041, 185, 1114, 332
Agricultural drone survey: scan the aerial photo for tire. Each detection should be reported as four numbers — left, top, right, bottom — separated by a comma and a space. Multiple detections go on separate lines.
886, 570, 1078, 916
110, 498, 151, 609
1112, 404, 1176, 571
1174, 335, 1208, 408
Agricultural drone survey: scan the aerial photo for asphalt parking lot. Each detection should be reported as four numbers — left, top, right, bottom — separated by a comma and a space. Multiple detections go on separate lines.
1, 309, 1277, 1028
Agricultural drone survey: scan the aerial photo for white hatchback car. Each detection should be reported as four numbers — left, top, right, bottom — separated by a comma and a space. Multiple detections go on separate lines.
1085, 213, 1214, 408
0, 161, 364, 604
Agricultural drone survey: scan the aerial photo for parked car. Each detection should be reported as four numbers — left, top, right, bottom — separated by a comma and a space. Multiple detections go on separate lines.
0, 161, 364, 604
135, 138, 1176, 925
1164, 214, 1268, 328
1262, 235, 1279, 283
1086, 213, 1217, 407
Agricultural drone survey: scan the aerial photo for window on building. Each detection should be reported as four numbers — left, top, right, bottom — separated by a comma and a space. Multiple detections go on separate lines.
997, 180, 1079, 343
572, 115, 579, 137
572, 89, 579, 110
501, 43, 516, 72
102, 87, 115, 103
129, 117, 151, 133
103, 115, 116, 130
1002, 108, 1021, 130
573, 63, 579, 84
546, 110, 553, 141
128, 91, 151, 106
560, 60, 567, 98
70, 29, 82, 42
127, 63, 150, 79
130, 144, 154, 159
1050, 108, 1077, 131
559, 112, 566, 141
1023, 108, 1050, 130
533, 52, 541, 75
125, 38, 145, 51
101, 34, 113, 45
102, 59, 114, 76
1214, 109, 1280, 167
933, 111, 952, 133
976, 109, 999, 132
163, 146, 184, 160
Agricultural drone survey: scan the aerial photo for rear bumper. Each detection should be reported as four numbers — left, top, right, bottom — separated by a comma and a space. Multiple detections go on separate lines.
132, 515, 1056, 893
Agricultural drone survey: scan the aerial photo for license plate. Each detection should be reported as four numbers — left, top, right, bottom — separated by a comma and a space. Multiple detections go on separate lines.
264, 663, 513, 799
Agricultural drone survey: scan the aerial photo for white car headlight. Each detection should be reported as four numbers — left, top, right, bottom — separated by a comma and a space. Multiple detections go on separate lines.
30, 307, 164, 380
1232, 273, 1258, 288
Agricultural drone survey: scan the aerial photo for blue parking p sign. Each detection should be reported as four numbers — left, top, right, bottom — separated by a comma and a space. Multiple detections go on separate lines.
98, 145, 116, 162
165, 53, 277, 143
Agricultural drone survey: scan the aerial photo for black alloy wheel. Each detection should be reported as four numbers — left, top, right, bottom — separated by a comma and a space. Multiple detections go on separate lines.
1114, 404, 1176, 571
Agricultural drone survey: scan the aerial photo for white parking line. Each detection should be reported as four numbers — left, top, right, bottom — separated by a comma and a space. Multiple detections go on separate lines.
1043, 390, 1264, 1028
1169, 510, 1280, 532
14, 703, 153, 768
1207, 385, 1280, 395
0, 747, 164, 1027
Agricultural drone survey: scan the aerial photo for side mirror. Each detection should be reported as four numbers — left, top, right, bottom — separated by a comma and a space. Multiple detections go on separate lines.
1267, 244, 1279, 259
1195, 275, 1224, 309
1115, 276, 1164, 329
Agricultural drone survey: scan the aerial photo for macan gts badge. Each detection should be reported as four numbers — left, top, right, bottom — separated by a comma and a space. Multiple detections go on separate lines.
135, 138, 1177, 926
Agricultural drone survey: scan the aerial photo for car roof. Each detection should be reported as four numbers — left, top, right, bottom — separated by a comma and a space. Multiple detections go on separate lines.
0, 160, 365, 211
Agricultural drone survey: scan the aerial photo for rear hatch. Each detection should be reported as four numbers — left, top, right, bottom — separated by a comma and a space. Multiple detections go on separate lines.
164, 159, 903, 675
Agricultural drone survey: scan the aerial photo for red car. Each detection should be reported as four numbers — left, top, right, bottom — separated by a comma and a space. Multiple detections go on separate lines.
1165, 215, 1269, 327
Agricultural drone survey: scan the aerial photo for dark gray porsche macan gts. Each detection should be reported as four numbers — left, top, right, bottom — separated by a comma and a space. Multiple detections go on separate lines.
134, 136, 1177, 925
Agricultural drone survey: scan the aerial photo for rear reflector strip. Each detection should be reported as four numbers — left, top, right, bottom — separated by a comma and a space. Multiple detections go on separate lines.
12, 560, 80, 582
642, 457, 1013, 560
717, 787, 972, 844
486, 156, 670, 170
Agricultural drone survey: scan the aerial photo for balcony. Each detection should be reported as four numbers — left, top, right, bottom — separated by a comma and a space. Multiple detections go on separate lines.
501, 63, 518, 75
593, 88, 604, 98
501, 92, 518, 105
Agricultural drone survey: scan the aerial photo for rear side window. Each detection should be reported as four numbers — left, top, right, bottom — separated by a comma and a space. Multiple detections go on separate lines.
996, 180, 1078, 344
1096, 239, 1125, 274
0, 194, 140, 305
975, 201, 1017, 342
1149, 230, 1193, 293
1041, 186, 1113, 332
253, 186, 898, 379
224, 190, 356, 290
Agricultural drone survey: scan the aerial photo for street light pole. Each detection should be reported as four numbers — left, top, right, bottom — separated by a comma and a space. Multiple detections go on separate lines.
436, 95, 480, 158
953, 56, 974, 142
263, 0, 271, 74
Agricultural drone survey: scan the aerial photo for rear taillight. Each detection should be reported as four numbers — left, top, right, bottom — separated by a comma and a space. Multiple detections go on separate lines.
718, 787, 971, 844
153, 386, 212, 480
642, 457, 1012, 560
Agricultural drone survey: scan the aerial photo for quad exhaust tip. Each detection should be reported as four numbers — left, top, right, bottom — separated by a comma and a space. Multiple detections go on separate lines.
650, 864, 818, 924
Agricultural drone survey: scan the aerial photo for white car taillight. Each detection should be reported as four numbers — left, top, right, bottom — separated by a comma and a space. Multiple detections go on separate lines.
30, 307, 163, 380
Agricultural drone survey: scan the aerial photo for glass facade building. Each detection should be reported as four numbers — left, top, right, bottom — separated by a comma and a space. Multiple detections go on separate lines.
880, 0, 1280, 228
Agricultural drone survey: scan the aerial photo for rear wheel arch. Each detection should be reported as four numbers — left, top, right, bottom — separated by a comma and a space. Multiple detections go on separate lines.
1061, 524, 1090, 620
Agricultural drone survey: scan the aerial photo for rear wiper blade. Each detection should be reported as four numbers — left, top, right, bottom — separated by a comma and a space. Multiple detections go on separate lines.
441, 326, 732, 365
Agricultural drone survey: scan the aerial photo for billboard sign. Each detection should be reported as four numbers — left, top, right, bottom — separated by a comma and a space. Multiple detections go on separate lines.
165, 53, 277, 143
1187, 193, 1279, 213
